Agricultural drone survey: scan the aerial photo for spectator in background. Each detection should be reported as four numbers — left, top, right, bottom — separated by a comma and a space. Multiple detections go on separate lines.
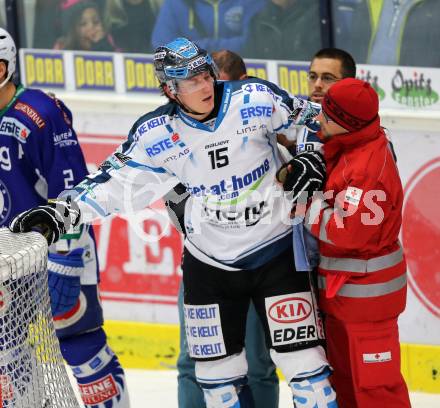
54, 0, 118, 52
333, 0, 440, 67
151, 0, 265, 53
244, 0, 321, 61
104, 0, 160, 53
33, 0, 107, 49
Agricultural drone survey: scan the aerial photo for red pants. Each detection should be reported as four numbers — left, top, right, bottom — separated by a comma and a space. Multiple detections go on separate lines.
325, 316, 411, 408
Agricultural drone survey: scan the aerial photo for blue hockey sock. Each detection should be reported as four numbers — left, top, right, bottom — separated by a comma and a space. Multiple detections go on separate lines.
200, 376, 255, 408
290, 367, 338, 408
60, 329, 130, 407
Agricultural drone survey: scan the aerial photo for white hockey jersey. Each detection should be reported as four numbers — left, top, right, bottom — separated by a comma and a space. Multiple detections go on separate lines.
73, 79, 319, 270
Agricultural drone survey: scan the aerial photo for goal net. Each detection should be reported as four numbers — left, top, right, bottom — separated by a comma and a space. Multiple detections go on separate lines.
0, 228, 79, 407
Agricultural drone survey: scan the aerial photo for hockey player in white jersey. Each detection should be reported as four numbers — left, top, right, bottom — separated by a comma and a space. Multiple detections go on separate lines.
11, 38, 337, 408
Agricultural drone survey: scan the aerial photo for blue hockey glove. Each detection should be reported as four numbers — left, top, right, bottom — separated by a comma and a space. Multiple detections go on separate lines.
47, 248, 83, 317
9, 197, 81, 246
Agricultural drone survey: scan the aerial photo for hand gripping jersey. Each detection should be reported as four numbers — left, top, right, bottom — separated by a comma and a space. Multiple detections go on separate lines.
0, 85, 98, 282
74, 79, 315, 270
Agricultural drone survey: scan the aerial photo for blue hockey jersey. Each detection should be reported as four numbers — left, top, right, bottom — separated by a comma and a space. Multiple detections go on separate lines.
0, 85, 88, 225
0, 85, 99, 284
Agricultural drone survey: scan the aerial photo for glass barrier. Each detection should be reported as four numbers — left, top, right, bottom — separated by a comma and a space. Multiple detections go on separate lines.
0, 0, 5, 29
240, 0, 322, 61
332, 0, 440, 67
19, 0, 167, 52
18, 0, 324, 61
13, 0, 440, 69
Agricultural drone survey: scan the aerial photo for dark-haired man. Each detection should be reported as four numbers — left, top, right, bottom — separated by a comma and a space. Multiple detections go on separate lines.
281, 48, 359, 290
308, 48, 356, 104
278, 47, 357, 156
211, 50, 248, 81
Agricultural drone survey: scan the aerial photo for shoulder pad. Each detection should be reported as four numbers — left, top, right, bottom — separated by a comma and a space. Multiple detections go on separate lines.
130, 103, 176, 141
233, 78, 285, 103
13, 89, 50, 130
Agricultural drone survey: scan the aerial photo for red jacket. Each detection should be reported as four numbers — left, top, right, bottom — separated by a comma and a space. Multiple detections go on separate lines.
305, 118, 407, 322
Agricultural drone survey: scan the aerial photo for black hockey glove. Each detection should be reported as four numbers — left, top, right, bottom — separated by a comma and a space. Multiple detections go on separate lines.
9, 198, 81, 246
276, 151, 326, 203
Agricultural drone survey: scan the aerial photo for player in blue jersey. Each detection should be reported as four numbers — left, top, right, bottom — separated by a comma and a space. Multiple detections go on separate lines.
0, 28, 130, 407
11, 37, 336, 408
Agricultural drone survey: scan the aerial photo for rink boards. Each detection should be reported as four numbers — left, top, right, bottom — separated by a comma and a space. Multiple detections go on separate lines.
101, 320, 440, 394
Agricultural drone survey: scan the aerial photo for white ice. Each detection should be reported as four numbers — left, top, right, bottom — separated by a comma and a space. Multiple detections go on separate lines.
69, 368, 440, 407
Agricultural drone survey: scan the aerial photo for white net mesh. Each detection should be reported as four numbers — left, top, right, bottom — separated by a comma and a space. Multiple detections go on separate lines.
0, 228, 80, 407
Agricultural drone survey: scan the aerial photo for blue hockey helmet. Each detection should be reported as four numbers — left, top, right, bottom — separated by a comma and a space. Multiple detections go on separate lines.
154, 37, 218, 94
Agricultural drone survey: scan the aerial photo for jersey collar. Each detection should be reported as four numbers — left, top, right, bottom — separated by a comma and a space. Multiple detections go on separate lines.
0, 84, 25, 117
177, 82, 232, 133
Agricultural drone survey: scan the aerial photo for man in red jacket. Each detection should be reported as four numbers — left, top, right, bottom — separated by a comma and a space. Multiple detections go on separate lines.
300, 78, 410, 407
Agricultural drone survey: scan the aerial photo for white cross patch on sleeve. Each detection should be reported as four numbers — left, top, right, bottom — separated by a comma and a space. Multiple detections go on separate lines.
363, 351, 392, 363
344, 186, 363, 207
